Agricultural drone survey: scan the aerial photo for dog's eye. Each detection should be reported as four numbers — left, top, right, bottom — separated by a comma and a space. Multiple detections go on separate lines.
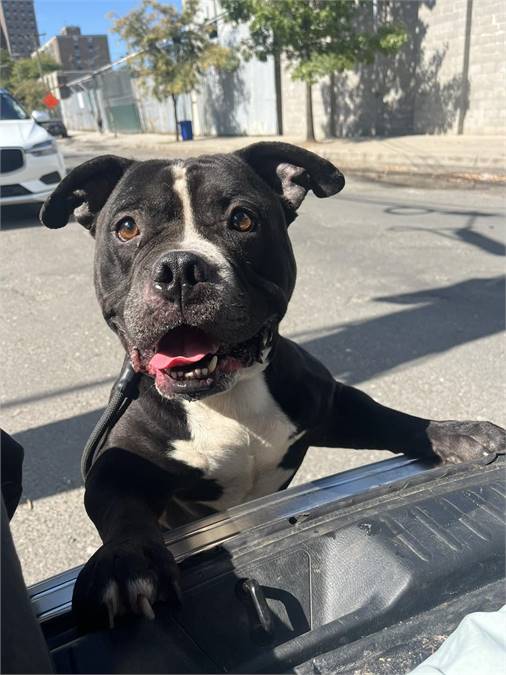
230, 209, 255, 232
116, 218, 140, 242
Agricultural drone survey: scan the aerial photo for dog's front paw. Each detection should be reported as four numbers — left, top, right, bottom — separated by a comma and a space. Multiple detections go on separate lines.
427, 420, 506, 464
72, 538, 181, 630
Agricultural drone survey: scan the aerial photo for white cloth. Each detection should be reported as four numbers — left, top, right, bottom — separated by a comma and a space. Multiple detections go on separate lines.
409, 606, 506, 675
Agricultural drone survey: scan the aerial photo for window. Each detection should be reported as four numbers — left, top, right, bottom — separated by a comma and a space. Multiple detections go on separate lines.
0, 91, 29, 120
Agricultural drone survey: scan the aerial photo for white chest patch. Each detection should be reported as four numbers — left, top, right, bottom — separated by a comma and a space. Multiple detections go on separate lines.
170, 373, 302, 510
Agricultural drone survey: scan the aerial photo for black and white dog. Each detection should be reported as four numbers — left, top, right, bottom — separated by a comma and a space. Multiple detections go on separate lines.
41, 142, 505, 628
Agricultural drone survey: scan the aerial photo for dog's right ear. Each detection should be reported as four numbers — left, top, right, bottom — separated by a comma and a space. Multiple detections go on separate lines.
39, 155, 133, 232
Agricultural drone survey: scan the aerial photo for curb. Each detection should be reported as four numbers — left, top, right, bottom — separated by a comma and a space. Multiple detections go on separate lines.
60, 133, 506, 189
339, 167, 506, 190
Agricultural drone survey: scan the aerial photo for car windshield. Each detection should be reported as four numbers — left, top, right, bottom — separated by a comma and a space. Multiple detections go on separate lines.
0, 92, 29, 120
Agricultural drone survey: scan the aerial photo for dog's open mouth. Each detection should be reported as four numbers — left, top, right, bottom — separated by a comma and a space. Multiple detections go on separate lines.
149, 328, 220, 379
139, 325, 272, 398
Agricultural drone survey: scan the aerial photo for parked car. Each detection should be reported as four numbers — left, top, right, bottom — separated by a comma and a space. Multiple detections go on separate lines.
32, 109, 69, 139
0, 89, 65, 206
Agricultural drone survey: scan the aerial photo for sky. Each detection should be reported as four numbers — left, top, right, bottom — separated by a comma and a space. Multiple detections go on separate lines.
34, 0, 181, 62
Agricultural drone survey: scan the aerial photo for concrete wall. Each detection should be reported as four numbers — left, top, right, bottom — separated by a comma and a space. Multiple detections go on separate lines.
194, 9, 277, 136
281, 0, 506, 137
195, 56, 277, 136
415, 0, 506, 135
466, 0, 506, 134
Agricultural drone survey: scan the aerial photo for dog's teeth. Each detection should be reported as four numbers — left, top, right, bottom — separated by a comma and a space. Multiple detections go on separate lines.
173, 363, 214, 381
208, 355, 218, 373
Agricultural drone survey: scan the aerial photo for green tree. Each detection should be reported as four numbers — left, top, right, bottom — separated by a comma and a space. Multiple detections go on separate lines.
221, 0, 407, 140
1, 51, 60, 112
112, 0, 237, 140
0, 49, 15, 88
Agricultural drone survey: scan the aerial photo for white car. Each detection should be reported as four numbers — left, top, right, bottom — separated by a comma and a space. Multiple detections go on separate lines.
0, 89, 66, 206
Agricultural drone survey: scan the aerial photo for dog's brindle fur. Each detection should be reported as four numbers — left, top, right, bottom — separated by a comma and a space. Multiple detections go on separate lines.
41, 142, 505, 628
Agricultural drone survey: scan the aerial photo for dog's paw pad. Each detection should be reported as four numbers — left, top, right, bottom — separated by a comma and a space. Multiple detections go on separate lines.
428, 420, 506, 464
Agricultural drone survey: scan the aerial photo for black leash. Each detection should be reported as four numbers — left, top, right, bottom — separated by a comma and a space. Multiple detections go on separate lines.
81, 358, 142, 480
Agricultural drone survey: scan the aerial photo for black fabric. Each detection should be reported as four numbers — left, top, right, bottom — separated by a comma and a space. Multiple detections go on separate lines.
1, 430, 23, 520
1, 430, 53, 673
1, 499, 53, 673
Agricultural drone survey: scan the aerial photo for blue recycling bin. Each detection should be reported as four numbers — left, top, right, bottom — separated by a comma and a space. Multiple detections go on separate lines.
179, 120, 193, 141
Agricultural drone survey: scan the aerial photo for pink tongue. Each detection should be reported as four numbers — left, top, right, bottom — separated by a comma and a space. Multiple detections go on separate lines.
148, 328, 218, 372
150, 352, 207, 370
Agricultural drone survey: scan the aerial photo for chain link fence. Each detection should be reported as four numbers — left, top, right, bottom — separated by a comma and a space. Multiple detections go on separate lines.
60, 63, 191, 135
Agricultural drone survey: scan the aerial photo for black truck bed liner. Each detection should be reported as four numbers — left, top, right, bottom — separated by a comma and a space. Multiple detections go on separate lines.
30, 456, 505, 674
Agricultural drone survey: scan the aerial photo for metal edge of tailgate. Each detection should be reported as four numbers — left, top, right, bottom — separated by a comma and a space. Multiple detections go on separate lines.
28, 455, 443, 623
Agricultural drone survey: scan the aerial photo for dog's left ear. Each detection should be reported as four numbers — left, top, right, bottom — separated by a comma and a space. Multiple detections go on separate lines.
39, 155, 134, 232
235, 142, 345, 223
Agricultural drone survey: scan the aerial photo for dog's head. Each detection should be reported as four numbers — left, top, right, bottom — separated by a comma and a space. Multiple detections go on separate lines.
40, 142, 344, 400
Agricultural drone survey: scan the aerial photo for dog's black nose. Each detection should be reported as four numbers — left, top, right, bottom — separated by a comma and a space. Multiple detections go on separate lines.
153, 251, 212, 303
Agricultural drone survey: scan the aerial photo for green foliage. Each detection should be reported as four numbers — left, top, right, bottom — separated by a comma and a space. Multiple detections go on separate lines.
0, 49, 15, 88
221, 0, 408, 84
0, 51, 60, 111
111, 0, 237, 102
9, 80, 47, 113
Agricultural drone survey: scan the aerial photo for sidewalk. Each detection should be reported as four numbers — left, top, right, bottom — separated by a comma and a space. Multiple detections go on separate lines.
60, 131, 506, 187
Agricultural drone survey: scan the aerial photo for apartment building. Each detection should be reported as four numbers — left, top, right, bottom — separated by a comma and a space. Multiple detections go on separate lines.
35, 26, 110, 72
0, 0, 39, 58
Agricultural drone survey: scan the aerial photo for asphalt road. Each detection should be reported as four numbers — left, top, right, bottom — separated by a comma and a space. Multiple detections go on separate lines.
1, 147, 505, 586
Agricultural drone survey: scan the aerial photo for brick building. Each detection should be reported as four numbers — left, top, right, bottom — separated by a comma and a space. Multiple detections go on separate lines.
34, 26, 110, 73
0, 0, 39, 58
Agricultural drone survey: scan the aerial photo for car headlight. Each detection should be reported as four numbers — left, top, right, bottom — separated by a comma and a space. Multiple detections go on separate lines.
26, 139, 57, 156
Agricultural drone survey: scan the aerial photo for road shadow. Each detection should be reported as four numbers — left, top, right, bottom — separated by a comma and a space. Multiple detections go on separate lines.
296, 276, 505, 385
454, 228, 504, 257
12, 409, 103, 502
384, 204, 505, 257
338, 193, 505, 258
1, 204, 43, 230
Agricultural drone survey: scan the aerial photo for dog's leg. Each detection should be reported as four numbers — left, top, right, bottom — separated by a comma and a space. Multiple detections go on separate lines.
310, 383, 505, 463
72, 448, 181, 630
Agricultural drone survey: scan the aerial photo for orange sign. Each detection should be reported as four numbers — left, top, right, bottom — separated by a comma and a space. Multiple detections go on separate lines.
42, 92, 59, 109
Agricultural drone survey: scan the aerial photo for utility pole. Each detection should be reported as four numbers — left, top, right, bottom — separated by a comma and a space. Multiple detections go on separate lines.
457, 0, 473, 135
33, 33, 46, 81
